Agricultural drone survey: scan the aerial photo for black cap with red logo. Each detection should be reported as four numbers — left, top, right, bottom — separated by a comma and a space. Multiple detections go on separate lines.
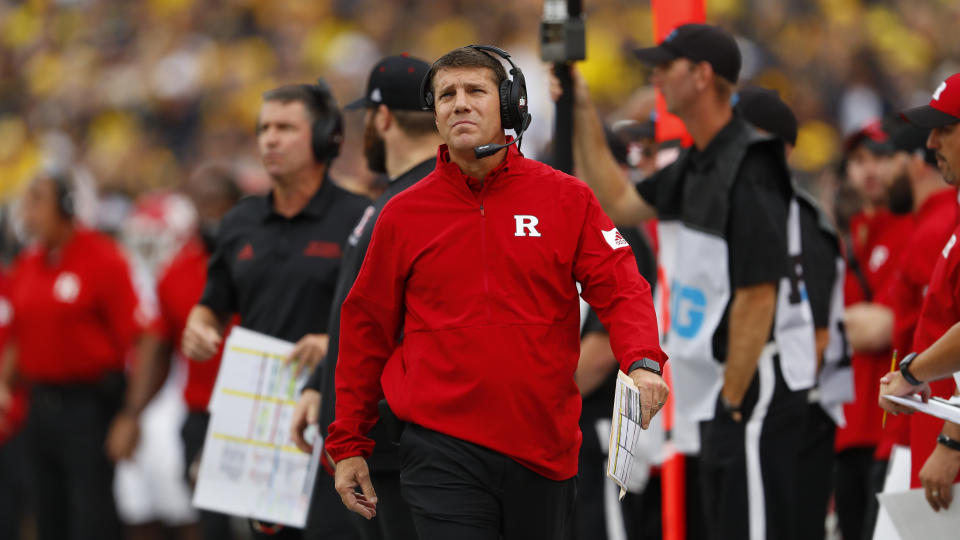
901, 73, 960, 129
844, 120, 894, 156
345, 54, 431, 111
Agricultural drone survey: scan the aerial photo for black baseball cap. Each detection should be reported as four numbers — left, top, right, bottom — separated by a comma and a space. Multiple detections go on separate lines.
345, 54, 431, 111
900, 73, 960, 129
886, 116, 937, 166
735, 86, 798, 146
633, 23, 741, 83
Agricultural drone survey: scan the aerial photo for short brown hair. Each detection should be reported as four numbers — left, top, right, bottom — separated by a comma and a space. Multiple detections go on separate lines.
392, 110, 438, 137
426, 47, 508, 105
261, 84, 334, 127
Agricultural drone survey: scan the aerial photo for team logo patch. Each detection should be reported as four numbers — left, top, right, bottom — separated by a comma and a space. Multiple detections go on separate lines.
53, 272, 81, 303
513, 215, 541, 237
602, 228, 629, 250
237, 243, 254, 261
303, 241, 341, 258
868, 245, 889, 272
933, 81, 948, 101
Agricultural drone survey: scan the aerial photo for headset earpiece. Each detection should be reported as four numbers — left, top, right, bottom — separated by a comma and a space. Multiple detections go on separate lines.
499, 78, 514, 129
49, 171, 75, 218
307, 79, 344, 163
508, 67, 528, 131
420, 67, 434, 111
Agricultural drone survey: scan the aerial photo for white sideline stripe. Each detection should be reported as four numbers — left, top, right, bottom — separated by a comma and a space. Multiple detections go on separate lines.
745, 345, 777, 540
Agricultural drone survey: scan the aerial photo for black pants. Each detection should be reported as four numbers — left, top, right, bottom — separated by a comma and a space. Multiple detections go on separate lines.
834, 447, 885, 540
182, 410, 235, 540
682, 455, 706, 540
399, 424, 577, 540
26, 382, 123, 540
699, 353, 805, 540
795, 402, 836, 540
0, 430, 28, 540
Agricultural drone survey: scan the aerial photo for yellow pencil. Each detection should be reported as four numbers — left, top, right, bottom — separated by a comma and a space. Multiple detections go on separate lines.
883, 350, 898, 428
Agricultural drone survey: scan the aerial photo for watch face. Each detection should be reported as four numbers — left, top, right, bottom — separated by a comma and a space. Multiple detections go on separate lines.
642, 358, 661, 374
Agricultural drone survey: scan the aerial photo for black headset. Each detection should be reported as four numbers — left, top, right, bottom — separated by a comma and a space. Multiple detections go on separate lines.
420, 45, 532, 158
303, 79, 344, 163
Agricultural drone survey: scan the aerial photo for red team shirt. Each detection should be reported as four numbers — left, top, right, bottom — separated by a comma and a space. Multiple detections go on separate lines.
155, 238, 233, 412
908, 192, 960, 487
836, 210, 913, 453
0, 272, 26, 445
9, 228, 145, 383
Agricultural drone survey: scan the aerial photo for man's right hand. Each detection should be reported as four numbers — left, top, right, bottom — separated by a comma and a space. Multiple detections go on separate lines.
290, 389, 320, 453
878, 370, 931, 415
334, 456, 378, 520
181, 320, 222, 361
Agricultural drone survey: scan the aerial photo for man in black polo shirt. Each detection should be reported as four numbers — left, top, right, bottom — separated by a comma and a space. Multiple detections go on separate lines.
182, 82, 369, 540
556, 24, 813, 540
290, 54, 440, 540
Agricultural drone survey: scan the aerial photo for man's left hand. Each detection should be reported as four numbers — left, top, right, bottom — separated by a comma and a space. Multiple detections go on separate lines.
287, 334, 329, 377
919, 443, 960, 511
628, 368, 669, 430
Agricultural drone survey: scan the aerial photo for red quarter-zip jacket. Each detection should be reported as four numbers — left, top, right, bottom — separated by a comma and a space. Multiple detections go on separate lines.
326, 144, 666, 480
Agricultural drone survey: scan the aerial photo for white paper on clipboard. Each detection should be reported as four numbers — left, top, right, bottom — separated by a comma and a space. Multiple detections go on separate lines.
882, 394, 960, 425
607, 370, 644, 500
193, 327, 319, 527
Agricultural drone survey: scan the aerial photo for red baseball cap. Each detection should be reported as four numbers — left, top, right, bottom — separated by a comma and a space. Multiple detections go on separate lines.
901, 73, 960, 129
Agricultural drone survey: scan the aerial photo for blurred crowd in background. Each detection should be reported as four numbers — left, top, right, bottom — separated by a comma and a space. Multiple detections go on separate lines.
2, 0, 960, 250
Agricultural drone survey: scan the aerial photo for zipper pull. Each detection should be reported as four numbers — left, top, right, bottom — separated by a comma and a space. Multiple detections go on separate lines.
480, 203, 485, 217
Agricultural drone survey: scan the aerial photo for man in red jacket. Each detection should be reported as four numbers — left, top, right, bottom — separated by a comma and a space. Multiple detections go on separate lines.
327, 46, 668, 540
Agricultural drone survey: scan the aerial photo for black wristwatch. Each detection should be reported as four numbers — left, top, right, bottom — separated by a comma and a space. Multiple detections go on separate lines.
899, 352, 923, 386
937, 433, 960, 452
720, 394, 743, 422
628, 358, 661, 377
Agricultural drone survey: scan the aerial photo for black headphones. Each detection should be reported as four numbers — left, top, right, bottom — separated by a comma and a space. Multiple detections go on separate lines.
420, 45, 532, 139
303, 79, 344, 163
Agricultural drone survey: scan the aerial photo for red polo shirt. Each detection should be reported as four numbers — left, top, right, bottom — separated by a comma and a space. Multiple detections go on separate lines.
155, 238, 233, 412
836, 209, 913, 452
0, 271, 26, 445
10, 228, 146, 383
908, 194, 960, 487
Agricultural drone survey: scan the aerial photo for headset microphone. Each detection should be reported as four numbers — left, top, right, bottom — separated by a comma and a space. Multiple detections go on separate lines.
474, 113, 532, 158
